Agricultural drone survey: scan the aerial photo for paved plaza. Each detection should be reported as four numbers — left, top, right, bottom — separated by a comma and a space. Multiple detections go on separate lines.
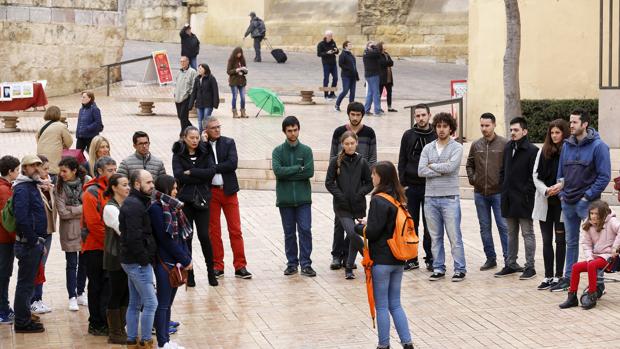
1, 42, 619, 349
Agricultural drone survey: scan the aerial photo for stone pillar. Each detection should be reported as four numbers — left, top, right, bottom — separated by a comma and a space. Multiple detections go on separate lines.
599, 89, 620, 149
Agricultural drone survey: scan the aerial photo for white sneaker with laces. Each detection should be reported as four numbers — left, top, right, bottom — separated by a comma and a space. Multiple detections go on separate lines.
77, 293, 88, 306
68, 297, 79, 311
163, 342, 185, 349
30, 301, 47, 314
39, 301, 52, 313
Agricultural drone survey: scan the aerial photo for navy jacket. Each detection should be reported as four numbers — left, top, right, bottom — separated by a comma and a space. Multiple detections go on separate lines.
207, 136, 240, 196
148, 203, 191, 267
172, 141, 216, 204
76, 102, 103, 139
557, 128, 611, 204
12, 175, 47, 246
338, 50, 359, 80
119, 188, 157, 266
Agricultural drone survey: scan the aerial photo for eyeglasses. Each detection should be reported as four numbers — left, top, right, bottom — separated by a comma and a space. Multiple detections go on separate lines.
208, 125, 221, 130
136, 142, 150, 146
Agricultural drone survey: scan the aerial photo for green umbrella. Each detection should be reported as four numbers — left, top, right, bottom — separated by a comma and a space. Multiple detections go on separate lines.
247, 87, 285, 117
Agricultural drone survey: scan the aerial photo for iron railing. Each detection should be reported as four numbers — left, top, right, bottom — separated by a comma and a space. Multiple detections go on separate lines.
600, 0, 620, 89
100, 55, 151, 96
404, 98, 464, 143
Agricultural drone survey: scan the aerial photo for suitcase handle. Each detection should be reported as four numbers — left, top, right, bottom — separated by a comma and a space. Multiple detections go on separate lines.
263, 37, 273, 51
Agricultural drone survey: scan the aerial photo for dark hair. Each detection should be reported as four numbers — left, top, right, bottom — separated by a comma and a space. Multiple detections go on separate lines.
582, 200, 611, 232
342, 40, 350, 49
198, 63, 211, 75
43, 106, 62, 121
104, 174, 127, 198
132, 131, 149, 145
372, 161, 406, 204
509, 116, 528, 130
228, 47, 246, 68
542, 119, 569, 159
95, 156, 116, 176
282, 115, 300, 132
56, 157, 87, 194
414, 103, 430, 114
336, 131, 358, 175
571, 108, 590, 126
82, 91, 95, 103
129, 170, 144, 188
0, 155, 20, 176
36, 154, 49, 164
346, 101, 365, 117
154, 174, 176, 196
432, 112, 457, 132
480, 112, 496, 123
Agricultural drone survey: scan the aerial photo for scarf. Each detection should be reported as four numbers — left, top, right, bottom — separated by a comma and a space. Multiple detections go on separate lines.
153, 190, 192, 239
63, 179, 83, 206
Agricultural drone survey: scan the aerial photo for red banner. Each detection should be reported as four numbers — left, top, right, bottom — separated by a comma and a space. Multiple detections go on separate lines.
152, 50, 173, 85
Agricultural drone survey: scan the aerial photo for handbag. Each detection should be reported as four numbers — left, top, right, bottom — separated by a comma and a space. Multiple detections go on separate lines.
192, 187, 209, 210
62, 149, 87, 165
160, 259, 188, 288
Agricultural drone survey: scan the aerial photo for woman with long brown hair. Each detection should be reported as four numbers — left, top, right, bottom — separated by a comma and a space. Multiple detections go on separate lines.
533, 118, 569, 290
227, 47, 248, 118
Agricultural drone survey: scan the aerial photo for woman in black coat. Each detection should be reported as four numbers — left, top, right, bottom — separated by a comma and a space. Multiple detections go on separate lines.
378, 42, 396, 112
189, 64, 219, 135
171, 126, 218, 287
325, 131, 372, 279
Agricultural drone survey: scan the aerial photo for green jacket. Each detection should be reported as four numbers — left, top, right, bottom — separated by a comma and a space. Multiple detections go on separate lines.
272, 140, 314, 207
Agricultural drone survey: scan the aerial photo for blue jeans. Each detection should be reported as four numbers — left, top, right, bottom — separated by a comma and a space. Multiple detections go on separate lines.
562, 200, 590, 278
0, 243, 15, 313
474, 193, 508, 262
322, 63, 338, 96
335, 76, 356, 108
405, 185, 432, 262
364, 75, 381, 114
372, 264, 412, 347
189, 56, 197, 70
279, 204, 313, 268
154, 262, 178, 347
31, 234, 52, 303
65, 252, 87, 299
122, 263, 158, 342
14, 242, 43, 327
196, 107, 213, 134
231, 85, 246, 109
425, 196, 467, 273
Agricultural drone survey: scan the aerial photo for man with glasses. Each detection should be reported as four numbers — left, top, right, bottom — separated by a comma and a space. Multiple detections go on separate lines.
117, 131, 166, 181
173, 56, 197, 133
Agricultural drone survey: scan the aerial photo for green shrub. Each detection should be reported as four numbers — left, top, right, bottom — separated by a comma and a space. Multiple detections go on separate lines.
521, 99, 598, 143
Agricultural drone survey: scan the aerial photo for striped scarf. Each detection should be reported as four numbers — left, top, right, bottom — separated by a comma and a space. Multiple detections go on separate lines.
153, 191, 192, 240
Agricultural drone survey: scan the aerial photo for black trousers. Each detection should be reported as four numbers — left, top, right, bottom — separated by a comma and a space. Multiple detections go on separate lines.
253, 36, 263, 60
331, 218, 349, 259
540, 202, 566, 278
84, 250, 109, 328
182, 205, 215, 272
405, 185, 432, 263
175, 99, 192, 134
76, 137, 94, 152
380, 83, 393, 108
107, 269, 129, 310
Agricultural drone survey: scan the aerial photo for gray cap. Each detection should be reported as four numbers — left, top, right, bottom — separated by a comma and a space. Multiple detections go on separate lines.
249, 11, 256, 17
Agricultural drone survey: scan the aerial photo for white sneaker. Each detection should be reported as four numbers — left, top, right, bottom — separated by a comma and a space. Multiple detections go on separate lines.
39, 301, 52, 313
163, 342, 185, 349
30, 301, 48, 314
77, 293, 88, 306
68, 297, 79, 311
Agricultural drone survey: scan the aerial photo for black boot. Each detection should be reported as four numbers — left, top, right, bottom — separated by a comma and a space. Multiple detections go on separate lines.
581, 291, 598, 310
187, 270, 196, 287
207, 267, 219, 287
559, 291, 578, 309
403, 343, 414, 349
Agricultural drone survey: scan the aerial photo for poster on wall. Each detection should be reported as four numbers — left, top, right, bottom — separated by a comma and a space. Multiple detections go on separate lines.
0, 84, 12, 101
143, 50, 173, 85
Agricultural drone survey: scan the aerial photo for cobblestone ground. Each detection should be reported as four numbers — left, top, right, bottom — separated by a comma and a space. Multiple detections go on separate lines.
1, 42, 619, 349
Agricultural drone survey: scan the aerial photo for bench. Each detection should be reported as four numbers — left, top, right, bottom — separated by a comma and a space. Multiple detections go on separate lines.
114, 96, 226, 116
299, 87, 339, 105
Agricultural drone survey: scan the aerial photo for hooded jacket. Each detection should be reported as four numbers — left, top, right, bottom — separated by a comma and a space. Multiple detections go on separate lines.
557, 128, 611, 204
172, 140, 215, 204
244, 16, 266, 38
12, 174, 47, 246
582, 213, 620, 261
325, 153, 373, 218
0, 178, 15, 243
81, 175, 109, 252
76, 102, 103, 139
398, 126, 437, 187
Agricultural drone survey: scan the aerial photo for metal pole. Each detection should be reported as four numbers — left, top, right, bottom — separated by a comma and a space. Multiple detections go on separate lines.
458, 98, 464, 144
600, 0, 604, 88
106, 66, 110, 97
410, 107, 415, 128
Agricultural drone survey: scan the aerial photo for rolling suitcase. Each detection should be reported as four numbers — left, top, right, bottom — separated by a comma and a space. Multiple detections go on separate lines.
264, 38, 287, 63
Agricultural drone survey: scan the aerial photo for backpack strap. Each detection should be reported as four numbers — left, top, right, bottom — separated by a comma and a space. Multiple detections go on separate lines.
37, 120, 56, 138
376, 192, 399, 207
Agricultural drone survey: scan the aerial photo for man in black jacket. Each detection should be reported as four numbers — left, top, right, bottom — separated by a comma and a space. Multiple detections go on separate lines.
180, 24, 200, 70
317, 30, 339, 99
495, 117, 539, 280
119, 169, 158, 347
204, 118, 252, 279
244, 12, 266, 62
363, 42, 382, 115
397, 104, 436, 271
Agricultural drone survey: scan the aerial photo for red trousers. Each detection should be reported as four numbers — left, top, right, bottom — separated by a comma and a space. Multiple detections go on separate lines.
569, 257, 607, 293
209, 188, 247, 271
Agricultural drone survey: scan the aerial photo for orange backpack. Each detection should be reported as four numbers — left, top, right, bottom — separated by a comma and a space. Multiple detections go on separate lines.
377, 193, 419, 261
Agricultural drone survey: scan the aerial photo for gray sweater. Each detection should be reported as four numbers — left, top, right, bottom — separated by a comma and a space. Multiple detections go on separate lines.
418, 139, 463, 197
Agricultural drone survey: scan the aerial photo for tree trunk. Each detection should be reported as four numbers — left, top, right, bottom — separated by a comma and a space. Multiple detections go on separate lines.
503, 0, 522, 135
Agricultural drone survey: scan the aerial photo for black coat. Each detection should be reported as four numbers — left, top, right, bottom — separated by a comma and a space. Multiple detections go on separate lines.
379, 53, 394, 85
119, 188, 157, 266
172, 141, 216, 204
338, 50, 359, 80
317, 39, 339, 65
207, 136, 240, 196
356, 194, 403, 266
500, 137, 539, 219
363, 48, 382, 78
397, 126, 437, 187
325, 153, 372, 218
180, 29, 200, 58
189, 74, 219, 109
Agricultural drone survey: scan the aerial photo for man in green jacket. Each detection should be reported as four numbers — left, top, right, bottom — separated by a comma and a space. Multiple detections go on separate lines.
272, 116, 316, 277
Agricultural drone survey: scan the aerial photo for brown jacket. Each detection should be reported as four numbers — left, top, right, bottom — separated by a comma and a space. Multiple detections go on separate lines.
466, 134, 507, 196
36, 121, 73, 175
56, 187, 83, 252
227, 59, 247, 87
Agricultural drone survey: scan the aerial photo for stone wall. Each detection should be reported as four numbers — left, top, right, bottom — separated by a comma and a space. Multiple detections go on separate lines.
125, 0, 192, 43
1, 1, 126, 97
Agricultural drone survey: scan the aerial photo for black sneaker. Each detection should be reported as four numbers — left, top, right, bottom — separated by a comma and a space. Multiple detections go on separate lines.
388, 108, 398, 112
283, 266, 298, 276
519, 268, 536, 280
479, 259, 497, 271
214, 270, 224, 279
330, 257, 342, 270
345, 267, 355, 280
425, 260, 434, 272
494, 266, 523, 278
537, 278, 553, 290
429, 272, 445, 281
235, 267, 253, 279
550, 277, 569, 292
452, 272, 466, 282
14, 321, 45, 333
88, 324, 108, 336
301, 266, 317, 277
187, 270, 196, 287
404, 260, 419, 271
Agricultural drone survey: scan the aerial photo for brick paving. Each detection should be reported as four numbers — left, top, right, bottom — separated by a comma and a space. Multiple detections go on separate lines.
1, 41, 619, 349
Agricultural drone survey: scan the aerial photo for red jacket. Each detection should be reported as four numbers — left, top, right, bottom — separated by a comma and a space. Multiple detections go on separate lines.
0, 178, 15, 243
81, 176, 109, 252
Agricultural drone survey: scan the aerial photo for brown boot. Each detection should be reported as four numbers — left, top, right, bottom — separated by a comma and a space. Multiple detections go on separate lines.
106, 309, 126, 344
240, 108, 248, 118
126, 340, 139, 349
119, 306, 128, 338
232, 108, 239, 118
139, 339, 154, 349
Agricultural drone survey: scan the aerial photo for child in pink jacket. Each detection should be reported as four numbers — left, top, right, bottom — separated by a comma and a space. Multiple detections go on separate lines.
560, 200, 620, 310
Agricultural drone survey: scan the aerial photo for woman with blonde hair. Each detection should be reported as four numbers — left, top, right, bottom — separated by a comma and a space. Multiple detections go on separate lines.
88, 136, 111, 177
36, 106, 73, 181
